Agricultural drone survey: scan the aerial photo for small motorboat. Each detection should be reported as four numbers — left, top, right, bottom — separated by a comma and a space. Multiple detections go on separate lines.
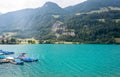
0, 50, 4, 55
0, 55, 5, 59
0, 59, 9, 64
0, 53, 4, 55
6, 56, 14, 60
0, 50, 14, 55
6, 56, 24, 65
17, 53, 27, 59
10, 59, 24, 65
2, 51, 14, 55
22, 57, 38, 62
17, 53, 38, 62
0, 55, 9, 64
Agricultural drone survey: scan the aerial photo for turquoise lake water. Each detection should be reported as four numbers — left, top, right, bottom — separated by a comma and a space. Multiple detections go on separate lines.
0, 44, 120, 77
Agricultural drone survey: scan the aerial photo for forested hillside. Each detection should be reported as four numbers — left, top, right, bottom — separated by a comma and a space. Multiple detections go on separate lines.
60, 10, 120, 44
0, 0, 120, 44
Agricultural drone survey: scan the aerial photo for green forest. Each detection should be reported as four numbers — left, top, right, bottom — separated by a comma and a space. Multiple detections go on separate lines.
0, 0, 120, 44
57, 10, 120, 44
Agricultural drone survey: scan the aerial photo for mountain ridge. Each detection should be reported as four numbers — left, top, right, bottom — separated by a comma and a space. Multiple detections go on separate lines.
65, 0, 120, 14
0, 0, 120, 44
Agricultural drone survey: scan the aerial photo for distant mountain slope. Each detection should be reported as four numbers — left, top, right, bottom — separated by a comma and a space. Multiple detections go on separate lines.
0, 0, 120, 44
62, 10, 120, 43
0, 2, 65, 38
0, 2, 64, 27
0, 0, 119, 31
65, 0, 120, 14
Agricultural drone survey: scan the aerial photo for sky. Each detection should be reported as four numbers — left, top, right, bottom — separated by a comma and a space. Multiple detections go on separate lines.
0, 0, 86, 13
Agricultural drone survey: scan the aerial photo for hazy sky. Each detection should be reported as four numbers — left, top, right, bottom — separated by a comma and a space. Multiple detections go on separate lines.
0, 0, 86, 13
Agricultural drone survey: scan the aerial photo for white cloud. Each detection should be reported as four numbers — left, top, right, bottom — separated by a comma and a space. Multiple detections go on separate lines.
0, 0, 86, 13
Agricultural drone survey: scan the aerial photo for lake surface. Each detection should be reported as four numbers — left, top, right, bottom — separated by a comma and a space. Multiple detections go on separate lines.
0, 44, 120, 77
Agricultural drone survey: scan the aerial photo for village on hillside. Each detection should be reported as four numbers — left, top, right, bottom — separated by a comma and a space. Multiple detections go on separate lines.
0, 32, 39, 44
0, 32, 79, 44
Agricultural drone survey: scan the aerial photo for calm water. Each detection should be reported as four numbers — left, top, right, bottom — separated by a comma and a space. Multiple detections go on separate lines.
0, 44, 120, 77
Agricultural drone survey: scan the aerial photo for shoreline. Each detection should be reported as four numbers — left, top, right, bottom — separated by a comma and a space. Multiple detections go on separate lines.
0, 43, 119, 45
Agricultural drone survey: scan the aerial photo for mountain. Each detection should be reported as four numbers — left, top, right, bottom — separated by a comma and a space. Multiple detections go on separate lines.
0, 2, 62, 27
0, 0, 120, 44
65, 0, 120, 14
41, 2, 64, 13
62, 10, 120, 44
0, 2, 65, 38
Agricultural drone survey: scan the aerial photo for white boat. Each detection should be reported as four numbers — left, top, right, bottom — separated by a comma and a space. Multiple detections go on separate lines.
6, 56, 14, 60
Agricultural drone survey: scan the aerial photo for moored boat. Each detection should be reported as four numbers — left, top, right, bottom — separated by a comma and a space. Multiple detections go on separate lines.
10, 59, 24, 65
0, 50, 14, 55
17, 53, 38, 62
0, 55, 5, 59
22, 57, 38, 62
0, 59, 9, 64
